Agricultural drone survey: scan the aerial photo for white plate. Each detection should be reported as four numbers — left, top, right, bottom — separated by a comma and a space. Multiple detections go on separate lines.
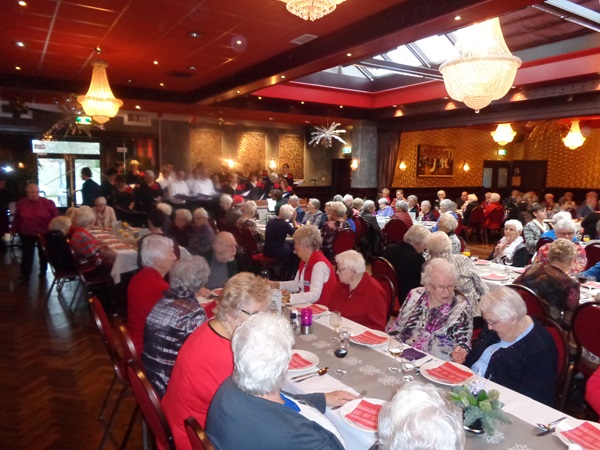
340, 398, 387, 433
475, 259, 491, 266
481, 273, 509, 281
349, 329, 390, 347
556, 418, 600, 448
420, 360, 475, 386
288, 350, 319, 372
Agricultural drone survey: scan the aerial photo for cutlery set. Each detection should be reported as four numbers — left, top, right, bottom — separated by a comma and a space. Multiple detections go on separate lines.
291, 367, 329, 383
535, 416, 566, 436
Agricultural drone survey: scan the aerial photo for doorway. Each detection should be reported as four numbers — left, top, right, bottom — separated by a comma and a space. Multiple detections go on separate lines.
38, 155, 101, 207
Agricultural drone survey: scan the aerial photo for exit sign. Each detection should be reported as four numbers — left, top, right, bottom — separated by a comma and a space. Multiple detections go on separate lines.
76, 116, 92, 125
342, 147, 352, 154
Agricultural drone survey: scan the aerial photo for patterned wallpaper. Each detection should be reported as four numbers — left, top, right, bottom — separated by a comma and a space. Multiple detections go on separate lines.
237, 132, 266, 169
278, 134, 305, 179
190, 129, 223, 173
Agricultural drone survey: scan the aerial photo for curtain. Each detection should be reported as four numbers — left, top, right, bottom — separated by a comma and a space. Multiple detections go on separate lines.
377, 131, 401, 190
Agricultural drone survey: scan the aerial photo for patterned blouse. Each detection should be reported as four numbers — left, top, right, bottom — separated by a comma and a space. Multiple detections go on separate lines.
321, 220, 351, 262
387, 287, 472, 360
238, 217, 265, 252
438, 254, 488, 316
523, 220, 548, 255
534, 242, 587, 274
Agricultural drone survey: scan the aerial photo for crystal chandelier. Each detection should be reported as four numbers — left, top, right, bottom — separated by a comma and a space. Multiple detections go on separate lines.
439, 18, 521, 112
490, 123, 517, 146
562, 120, 585, 149
279, 0, 346, 21
77, 61, 123, 124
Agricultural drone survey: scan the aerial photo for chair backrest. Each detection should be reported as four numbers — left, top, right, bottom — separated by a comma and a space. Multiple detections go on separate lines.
486, 207, 505, 229
89, 296, 127, 384
114, 317, 142, 363
383, 219, 408, 244
126, 361, 176, 450
469, 207, 484, 226
333, 229, 356, 255
506, 284, 550, 319
571, 302, 600, 368
585, 243, 600, 270
372, 273, 396, 319
354, 215, 368, 240
458, 236, 467, 252
538, 316, 569, 402
372, 257, 399, 299
39, 233, 77, 276
207, 217, 218, 234
238, 226, 259, 255
536, 236, 554, 252
184, 417, 216, 450
432, 210, 440, 220
455, 214, 464, 236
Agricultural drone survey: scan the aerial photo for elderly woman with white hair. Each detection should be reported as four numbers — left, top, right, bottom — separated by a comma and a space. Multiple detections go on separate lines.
188, 207, 215, 256
406, 194, 419, 214
426, 231, 488, 315
417, 200, 436, 222
133, 169, 163, 211
264, 204, 297, 278
162, 273, 272, 446
206, 313, 355, 449
321, 201, 351, 262
269, 225, 337, 305
387, 258, 472, 362
535, 221, 587, 274
392, 200, 414, 230
465, 287, 558, 405
92, 196, 116, 229
432, 199, 458, 232
376, 197, 394, 217
142, 256, 210, 398
45, 216, 75, 273
237, 200, 265, 250
361, 199, 382, 256
169, 208, 194, 248
483, 192, 503, 227
378, 382, 465, 450
328, 250, 389, 330
461, 193, 479, 226
436, 213, 461, 254
301, 198, 326, 229
490, 219, 529, 267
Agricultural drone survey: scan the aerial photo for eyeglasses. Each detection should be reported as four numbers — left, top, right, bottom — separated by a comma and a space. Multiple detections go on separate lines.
336, 267, 351, 273
485, 318, 503, 327
556, 231, 575, 237
431, 284, 455, 292
240, 308, 259, 316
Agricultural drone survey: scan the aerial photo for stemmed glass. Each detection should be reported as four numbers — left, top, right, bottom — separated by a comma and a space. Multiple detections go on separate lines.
333, 340, 348, 376
330, 311, 342, 334
504, 255, 513, 276
401, 356, 416, 382
388, 339, 403, 373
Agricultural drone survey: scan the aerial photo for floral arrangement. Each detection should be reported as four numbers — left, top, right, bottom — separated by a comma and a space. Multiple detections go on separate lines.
449, 380, 512, 435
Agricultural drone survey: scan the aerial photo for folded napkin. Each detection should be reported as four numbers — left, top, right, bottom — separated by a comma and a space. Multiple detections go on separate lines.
583, 281, 600, 290
308, 304, 328, 315
562, 422, 600, 448
352, 330, 388, 345
475, 260, 491, 265
426, 362, 473, 384
289, 353, 314, 370
345, 400, 383, 431
482, 273, 509, 281
401, 347, 427, 360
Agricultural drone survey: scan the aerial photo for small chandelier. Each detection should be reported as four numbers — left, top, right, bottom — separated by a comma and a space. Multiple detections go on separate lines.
563, 120, 586, 150
77, 61, 123, 124
279, 0, 345, 21
439, 18, 521, 112
309, 122, 347, 148
491, 123, 517, 146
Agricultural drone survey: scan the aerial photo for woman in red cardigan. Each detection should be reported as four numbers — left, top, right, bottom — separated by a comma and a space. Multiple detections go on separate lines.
328, 250, 389, 331
269, 224, 337, 305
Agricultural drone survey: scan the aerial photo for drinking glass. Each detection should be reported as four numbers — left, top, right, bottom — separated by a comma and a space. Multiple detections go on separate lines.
339, 327, 351, 342
462, 248, 471, 257
388, 339, 403, 373
584, 235, 591, 243
333, 341, 348, 375
576, 273, 588, 285
259, 269, 270, 280
330, 311, 342, 334
401, 356, 416, 382
504, 256, 513, 275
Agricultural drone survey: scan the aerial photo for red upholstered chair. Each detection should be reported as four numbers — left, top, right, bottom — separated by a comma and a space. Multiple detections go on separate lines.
465, 206, 485, 244
571, 302, 600, 378
114, 317, 141, 364
537, 316, 570, 410
507, 284, 550, 320
382, 219, 408, 245
482, 207, 504, 245
458, 236, 467, 253
126, 360, 176, 450
238, 226, 279, 273
333, 229, 356, 256
455, 213, 464, 237
584, 243, 600, 270
185, 416, 216, 450
432, 210, 440, 220
372, 257, 401, 313
372, 273, 396, 321
536, 236, 554, 252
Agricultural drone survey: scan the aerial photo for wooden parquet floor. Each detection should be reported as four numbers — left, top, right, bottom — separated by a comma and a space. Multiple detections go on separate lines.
0, 249, 143, 450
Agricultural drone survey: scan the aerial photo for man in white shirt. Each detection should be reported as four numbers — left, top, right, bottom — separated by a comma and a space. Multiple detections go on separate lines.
156, 166, 171, 191
168, 170, 190, 197
194, 164, 217, 196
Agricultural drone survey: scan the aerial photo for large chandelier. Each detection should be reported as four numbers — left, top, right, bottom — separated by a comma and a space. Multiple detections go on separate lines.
562, 120, 585, 150
490, 123, 516, 146
439, 18, 521, 112
279, 0, 345, 21
77, 61, 123, 124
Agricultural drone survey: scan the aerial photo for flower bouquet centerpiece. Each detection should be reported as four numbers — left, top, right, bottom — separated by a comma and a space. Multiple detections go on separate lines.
449, 380, 512, 435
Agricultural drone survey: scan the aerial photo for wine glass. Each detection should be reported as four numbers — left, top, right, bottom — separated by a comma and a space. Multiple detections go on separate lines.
584, 235, 591, 243
401, 356, 416, 382
462, 247, 471, 257
259, 269, 270, 280
388, 339, 403, 373
333, 342, 348, 375
504, 255, 513, 275
330, 311, 342, 334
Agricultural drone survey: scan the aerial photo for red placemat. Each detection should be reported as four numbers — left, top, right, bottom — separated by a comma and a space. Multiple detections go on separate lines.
308, 304, 327, 314
345, 400, 382, 430
475, 260, 491, 265
353, 330, 388, 345
482, 273, 508, 280
562, 422, 600, 449
583, 281, 600, 289
426, 362, 473, 384
288, 353, 313, 370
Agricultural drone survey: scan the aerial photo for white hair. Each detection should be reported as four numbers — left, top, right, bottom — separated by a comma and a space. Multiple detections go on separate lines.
403, 224, 430, 246
140, 234, 175, 268
193, 207, 208, 219
378, 198, 389, 205
426, 231, 452, 257
330, 201, 347, 219
480, 286, 526, 321
421, 258, 458, 285
490, 193, 501, 203
440, 199, 457, 212
504, 219, 523, 234
156, 202, 173, 216
335, 250, 366, 274
437, 213, 458, 233
232, 313, 294, 396
395, 200, 409, 212
363, 200, 376, 212
241, 201, 257, 215
343, 194, 354, 206
279, 204, 294, 220
73, 206, 95, 228
169, 256, 210, 292
308, 198, 320, 209
378, 382, 465, 450
554, 218, 577, 233
220, 194, 233, 208
288, 195, 299, 206
174, 208, 192, 222
94, 196, 107, 206
552, 211, 572, 224
145, 170, 155, 179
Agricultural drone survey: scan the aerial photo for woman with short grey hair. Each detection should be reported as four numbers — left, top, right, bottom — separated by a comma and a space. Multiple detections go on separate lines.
360, 199, 382, 256
238, 200, 265, 251
206, 313, 355, 449
93, 196, 116, 229
437, 213, 461, 254
264, 204, 297, 278
321, 201, 351, 262
418, 200, 436, 221
465, 287, 558, 405
70, 206, 115, 276
406, 195, 419, 214
301, 198, 326, 228
142, 255, 211, 397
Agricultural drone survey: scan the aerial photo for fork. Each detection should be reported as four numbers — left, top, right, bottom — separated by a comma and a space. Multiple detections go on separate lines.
331, 388, 367, 410
536, 416, 566, 431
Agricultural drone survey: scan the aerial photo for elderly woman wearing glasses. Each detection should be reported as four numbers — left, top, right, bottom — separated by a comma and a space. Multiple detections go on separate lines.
465, 287, 558, 405
326, 250, 389, 331
387, 258, 472, 363
162, 272, 271, 450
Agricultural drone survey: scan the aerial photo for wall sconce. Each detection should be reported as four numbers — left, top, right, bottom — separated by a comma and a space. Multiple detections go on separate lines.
562, 120, 585, 150
18, 162, 25, 169
462, 162, 470, 172
226, 159, 235, 169
399, 161, 407, 171
269, 159, 277, 170
490, 123, 516, 146
350, 158, 359, 171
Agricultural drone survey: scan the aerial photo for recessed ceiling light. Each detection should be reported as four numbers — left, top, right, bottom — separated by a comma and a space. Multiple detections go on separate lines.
188, 31, 202, 38
339, 105, 343, 109
16, 41, 26, 47
301, 101, 304, 104
159, 82, 165, 87
153, 60, 159, 65
347, 53, 352, 57
236, 90, 240, 94
258, 96, 262, 100
15, 66, 21, 71
269, 117, 274, 121
236, 40, 242, 45
128, 79, 134, 83
188, 66, 197, 71
135, 105, 141, 110
305, 120, 310, 124
18, 1, 27, 6
281, 75, 285, 79
454, 15, 461, 20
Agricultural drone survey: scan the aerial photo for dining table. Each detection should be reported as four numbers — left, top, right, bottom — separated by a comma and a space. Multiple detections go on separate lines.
282, 313, 593, 450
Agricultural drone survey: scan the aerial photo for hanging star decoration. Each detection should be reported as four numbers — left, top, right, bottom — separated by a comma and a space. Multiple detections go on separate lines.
309, 122, 347, 148
42, 94, 105, 140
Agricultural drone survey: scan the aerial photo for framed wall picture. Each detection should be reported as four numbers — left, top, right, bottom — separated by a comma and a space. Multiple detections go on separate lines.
417, 144, 454, 177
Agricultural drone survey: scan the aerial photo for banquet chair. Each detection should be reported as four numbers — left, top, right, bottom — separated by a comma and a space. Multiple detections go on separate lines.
465, 206, 484, 244
571, 301, 600, 378
372, 273, 396, 321
70, 247, 116, 311
126, 360, 176, 450
238, 226, 279, 274
584, 243, 600, 270
455, 213, 464, 237
538, 316, 570, 411
114, 317, 141, 365
89, 296, 132, 450
372, 257, 401, 312
458, 236, 467, 253
536, 237, 554, 252
482, 207, 504, 245
381, 219, 408, 246
332, 229, 356, 256
185, 417, 216, 450
507, 284, 550, 320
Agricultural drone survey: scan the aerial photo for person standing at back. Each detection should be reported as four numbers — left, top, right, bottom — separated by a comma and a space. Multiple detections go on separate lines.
80, 167, 101, 206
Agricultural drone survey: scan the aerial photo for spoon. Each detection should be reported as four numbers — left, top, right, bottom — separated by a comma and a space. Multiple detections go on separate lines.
536, 416, 566, 431
293, 367, 329, 383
